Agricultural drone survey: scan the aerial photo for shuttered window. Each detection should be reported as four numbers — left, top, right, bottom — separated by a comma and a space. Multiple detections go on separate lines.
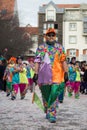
47, 10, 54, 21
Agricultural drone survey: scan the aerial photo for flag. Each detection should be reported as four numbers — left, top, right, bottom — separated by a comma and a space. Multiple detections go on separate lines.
32, 92, 44, 111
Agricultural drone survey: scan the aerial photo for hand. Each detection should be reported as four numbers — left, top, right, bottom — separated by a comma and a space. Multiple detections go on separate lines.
64, 72, 68, 83
33, 73, 38, 83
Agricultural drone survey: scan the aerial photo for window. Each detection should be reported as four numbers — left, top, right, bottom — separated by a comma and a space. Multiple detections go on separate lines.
69, 23, 77, 31
85, 37, 87, 44
47, 10, 54, 21
54, 24, 58, 29
83, 17, 87, 33
43, 24, 47, 29
1, 9, 7, 15
48, 23, 54, 29
69, 36, 77, 44
83, 22, 87, 33
69, 49, 76, 57
43, 23, 47, 34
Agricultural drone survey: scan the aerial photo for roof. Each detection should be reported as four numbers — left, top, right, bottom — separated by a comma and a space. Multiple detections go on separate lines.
57, 4, 80, 8
43, 4, 80, 8
0, 0, 15, 20
40, 2, 80, 13
17, 27, 38, 35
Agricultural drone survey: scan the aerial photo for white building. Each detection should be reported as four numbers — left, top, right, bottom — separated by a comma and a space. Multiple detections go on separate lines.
63, 4, 87, 61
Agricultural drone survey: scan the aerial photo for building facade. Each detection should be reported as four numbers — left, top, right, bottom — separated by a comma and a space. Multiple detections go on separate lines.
38, 1, 87, 61
63, 4, 87, 61
38, 1, 64, 44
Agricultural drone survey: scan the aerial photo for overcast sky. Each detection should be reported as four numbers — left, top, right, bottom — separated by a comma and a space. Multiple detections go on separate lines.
17, 0, 87, 27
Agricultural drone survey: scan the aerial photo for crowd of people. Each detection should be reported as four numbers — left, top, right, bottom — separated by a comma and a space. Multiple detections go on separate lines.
66, 57, 87, 97
0, 56, 35, 100
0, 28, 87, 123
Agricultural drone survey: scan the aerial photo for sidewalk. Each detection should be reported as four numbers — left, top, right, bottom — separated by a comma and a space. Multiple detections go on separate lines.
0, 87, 87, 130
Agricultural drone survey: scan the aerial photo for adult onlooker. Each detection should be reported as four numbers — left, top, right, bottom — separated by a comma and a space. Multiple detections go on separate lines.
0, 58, 7, 92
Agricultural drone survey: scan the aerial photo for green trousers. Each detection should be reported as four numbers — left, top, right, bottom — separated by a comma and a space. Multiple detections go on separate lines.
40, 82, 65, 108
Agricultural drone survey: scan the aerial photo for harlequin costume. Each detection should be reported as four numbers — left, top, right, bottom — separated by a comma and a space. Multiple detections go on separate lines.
34, 38, 66, 122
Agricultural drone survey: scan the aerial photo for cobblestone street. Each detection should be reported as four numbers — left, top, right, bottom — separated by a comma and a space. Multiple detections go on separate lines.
0, 86, 87, 130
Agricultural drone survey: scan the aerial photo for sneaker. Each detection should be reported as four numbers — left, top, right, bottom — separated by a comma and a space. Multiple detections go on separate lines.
11, 96, 16, 100
75, 94, 79, 99
46, 113, 50, 119
68, 92, 72, 97
6, 92, 10, 97
59, 100, 63, 103
21, 95, 25, 100
49, 117, 56, 123
84, 90, 87, 95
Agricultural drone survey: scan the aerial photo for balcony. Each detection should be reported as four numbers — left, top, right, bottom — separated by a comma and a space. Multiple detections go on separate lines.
47, 16, 54, 21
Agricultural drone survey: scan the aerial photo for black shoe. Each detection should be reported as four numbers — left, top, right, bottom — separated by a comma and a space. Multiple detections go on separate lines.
81, 91, 84, 94
49, 117, 56, 123
21, 95, 25, 100
59, 100, 63, 103
11, 96, 16, 100
6, 93, 10, 97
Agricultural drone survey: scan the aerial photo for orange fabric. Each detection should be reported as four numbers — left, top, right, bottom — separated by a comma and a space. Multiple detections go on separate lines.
9, 72, 13, 82
52, 53, 65, 83
60, 53, 66, 62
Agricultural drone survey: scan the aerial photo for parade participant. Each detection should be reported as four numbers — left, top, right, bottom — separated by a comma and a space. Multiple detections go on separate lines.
74, 61, 81, 98
66, 63, 76, 97
3, 57, 16, 96
11, 56, 28, 100
70, 57, 76, 65
28, 58, 35, 92
23, 62, 31, 92
66, 61, 80, 99
33, 28, 68, 123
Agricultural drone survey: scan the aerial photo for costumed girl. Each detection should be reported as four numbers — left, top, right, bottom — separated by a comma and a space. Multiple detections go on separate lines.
11, 56, 28, 100
3, 57, 16, 96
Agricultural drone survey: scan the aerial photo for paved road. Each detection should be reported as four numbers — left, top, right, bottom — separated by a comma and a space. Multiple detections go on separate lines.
0, 87, 87, 130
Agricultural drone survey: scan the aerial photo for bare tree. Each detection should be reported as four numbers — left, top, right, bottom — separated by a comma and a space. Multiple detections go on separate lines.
0, 11, 33, 59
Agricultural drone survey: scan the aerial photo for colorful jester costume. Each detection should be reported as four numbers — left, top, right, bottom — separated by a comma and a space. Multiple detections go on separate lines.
34, 42, 66, 122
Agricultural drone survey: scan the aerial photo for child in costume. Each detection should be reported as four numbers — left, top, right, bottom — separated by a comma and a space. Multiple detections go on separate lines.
66, 63, 76, 97
23, 62, 32, 92
3, 57, 16, 96
11, 56, 28, 100
28, 58, 35, 92
74, 61, 81, 98
33, 28, 68, 123
66, 61, 81, 98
